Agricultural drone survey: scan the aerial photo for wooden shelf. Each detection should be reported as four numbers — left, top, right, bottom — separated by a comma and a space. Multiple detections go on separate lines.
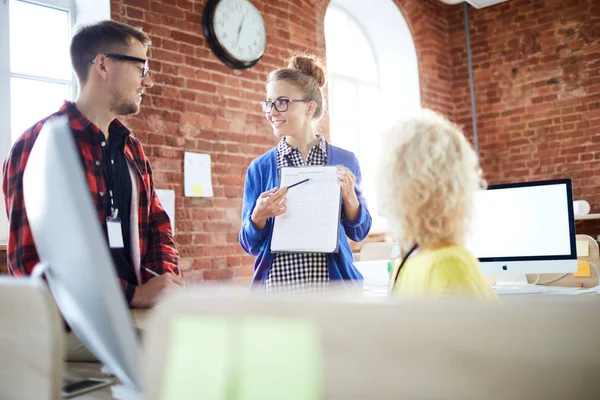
575, 213, 600, 221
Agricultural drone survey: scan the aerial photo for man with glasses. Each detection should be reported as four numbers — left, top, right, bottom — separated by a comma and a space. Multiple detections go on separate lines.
3, 20, 181, 358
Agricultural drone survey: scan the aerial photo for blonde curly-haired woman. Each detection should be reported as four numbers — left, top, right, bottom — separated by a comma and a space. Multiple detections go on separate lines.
378, 110, 498, 300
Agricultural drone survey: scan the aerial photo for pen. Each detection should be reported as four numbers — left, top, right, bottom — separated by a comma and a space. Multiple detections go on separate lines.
287, 178, 310, 189
143, 267, 160, 277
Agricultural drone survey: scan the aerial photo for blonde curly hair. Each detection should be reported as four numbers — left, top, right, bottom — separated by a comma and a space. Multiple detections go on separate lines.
377, 110, 485, 250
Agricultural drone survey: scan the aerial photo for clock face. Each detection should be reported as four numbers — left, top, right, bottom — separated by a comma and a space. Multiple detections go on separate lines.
212, 0, 266, 63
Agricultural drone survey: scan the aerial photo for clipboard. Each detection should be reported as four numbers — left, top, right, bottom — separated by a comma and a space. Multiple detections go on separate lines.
270, 166, 341, 253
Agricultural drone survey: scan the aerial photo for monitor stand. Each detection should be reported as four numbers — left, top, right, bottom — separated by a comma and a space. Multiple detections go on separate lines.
494, 274, 529, 287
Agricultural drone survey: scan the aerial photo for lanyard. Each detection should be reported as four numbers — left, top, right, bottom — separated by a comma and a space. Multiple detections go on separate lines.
101, 141, 119, 219
390, 243, 419, 292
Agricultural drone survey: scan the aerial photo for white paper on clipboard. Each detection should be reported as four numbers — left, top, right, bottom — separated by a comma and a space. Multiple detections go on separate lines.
270, 166, 341, 253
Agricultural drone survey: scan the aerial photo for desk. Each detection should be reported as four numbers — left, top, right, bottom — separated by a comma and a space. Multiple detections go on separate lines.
131, 309, 148, 330
576, 213, 600, 221
66, 293, 600, 399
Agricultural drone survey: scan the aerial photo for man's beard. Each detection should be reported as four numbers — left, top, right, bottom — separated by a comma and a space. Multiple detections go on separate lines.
110, 92, 140, 116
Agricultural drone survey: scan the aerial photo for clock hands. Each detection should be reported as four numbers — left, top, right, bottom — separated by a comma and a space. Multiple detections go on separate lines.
235, 16, 245, 49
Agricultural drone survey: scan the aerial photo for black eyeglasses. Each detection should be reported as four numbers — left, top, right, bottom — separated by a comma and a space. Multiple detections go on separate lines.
260, 99, 310, 113
91, 53, 149, 77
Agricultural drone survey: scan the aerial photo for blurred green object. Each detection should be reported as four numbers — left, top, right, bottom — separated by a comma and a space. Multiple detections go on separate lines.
388, 244, 400, 275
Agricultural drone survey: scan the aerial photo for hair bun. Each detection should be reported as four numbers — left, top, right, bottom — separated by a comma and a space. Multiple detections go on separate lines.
286, 53, 327, 87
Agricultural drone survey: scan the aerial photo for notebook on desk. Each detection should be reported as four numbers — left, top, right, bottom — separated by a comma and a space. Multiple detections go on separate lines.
271, 166, 341, 253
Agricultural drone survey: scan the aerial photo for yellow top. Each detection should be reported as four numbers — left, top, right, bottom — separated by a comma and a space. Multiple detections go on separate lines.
390, 245, 499, 301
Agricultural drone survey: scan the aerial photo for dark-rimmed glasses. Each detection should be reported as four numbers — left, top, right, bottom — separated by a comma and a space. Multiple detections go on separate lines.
91, 53, 149, 77
260, 99, 310, 113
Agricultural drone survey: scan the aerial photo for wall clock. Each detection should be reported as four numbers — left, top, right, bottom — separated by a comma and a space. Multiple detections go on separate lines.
203, 0, 267, 69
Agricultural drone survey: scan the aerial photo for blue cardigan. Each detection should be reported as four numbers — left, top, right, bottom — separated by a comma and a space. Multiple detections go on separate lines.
239, 144, 372, 288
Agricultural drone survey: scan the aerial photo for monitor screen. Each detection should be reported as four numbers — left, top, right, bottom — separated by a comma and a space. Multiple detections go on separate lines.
465, 179, 577, 274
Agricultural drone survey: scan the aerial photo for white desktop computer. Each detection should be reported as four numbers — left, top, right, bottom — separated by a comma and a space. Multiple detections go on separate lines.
465, 179, 578, 288
23, 116, 141, 393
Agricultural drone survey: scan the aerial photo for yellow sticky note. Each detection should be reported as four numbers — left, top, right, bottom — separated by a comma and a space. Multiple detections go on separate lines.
161, 317, 233, 400
192, 184, 203, 196
238, 317, 322, 400
574, 263, 592, 277
576, 240, 589, 257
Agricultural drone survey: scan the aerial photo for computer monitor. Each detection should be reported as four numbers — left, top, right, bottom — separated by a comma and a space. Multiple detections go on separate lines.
465, 179, 578, 276
22, 116, 140, 390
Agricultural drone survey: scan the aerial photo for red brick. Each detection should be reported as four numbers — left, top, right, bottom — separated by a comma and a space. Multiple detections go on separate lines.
126, 6, 144, 19
171, 30, 204, 47
204, 268, 234, 281
150, 1, 184, 19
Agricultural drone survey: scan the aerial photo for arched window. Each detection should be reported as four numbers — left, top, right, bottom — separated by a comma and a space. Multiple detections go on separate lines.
325, 0, 420, 233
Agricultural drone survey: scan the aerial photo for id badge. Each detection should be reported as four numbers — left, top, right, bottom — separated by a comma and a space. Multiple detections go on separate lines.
107, 216, 124, 248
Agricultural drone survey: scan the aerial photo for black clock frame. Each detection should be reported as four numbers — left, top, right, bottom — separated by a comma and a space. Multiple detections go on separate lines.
202, 0, 264, 70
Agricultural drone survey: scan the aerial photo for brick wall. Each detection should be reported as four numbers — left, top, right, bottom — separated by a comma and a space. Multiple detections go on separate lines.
449, 0, 600, 237
109, 0, 455, 282
110, 0, 333, 282
109, 0, 599, 283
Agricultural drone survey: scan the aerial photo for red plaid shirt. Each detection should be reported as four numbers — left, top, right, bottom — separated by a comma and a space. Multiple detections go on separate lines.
2, 101, 180, 298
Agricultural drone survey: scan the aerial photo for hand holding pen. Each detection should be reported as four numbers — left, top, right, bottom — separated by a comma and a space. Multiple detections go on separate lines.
250, 178, 310, 230
131, 268, 182, 308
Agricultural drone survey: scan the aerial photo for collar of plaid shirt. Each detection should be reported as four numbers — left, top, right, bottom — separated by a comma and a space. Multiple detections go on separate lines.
277, 133, 328, 158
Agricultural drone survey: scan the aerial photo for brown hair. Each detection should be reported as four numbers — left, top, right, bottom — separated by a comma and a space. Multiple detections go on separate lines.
266, 52, 327, 121
70, 20, 151, 85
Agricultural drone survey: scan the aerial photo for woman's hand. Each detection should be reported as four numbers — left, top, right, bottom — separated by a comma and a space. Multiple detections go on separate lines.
251, 187, 288, 230
336, 166, 360, 222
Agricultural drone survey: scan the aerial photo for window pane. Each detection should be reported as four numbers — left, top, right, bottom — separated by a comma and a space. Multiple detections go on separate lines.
325, 6, 378, 82
11, 78, 69, 142
10, 1, 71, 80
357, 83, 386, 232
328, 76, 359, 154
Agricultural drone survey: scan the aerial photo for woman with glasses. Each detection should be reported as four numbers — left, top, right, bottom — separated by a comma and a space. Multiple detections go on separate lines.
377, 110, 498, 300
239, 53, 372, 293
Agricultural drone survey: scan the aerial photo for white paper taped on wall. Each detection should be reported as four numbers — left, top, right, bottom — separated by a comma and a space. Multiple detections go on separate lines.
155, 189, 175, 235
184, 152, 214, 197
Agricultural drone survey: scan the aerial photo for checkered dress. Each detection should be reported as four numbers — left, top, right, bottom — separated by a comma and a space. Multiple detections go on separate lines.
265, 134, 330, 294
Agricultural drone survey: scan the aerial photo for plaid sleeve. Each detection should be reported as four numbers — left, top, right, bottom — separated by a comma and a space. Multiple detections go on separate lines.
2, 124, 43, 276
137, 149, 180, 278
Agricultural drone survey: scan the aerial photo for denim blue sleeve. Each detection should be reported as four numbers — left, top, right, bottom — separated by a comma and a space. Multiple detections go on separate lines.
341, 153, 372, 242
239, 162, 270, 255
